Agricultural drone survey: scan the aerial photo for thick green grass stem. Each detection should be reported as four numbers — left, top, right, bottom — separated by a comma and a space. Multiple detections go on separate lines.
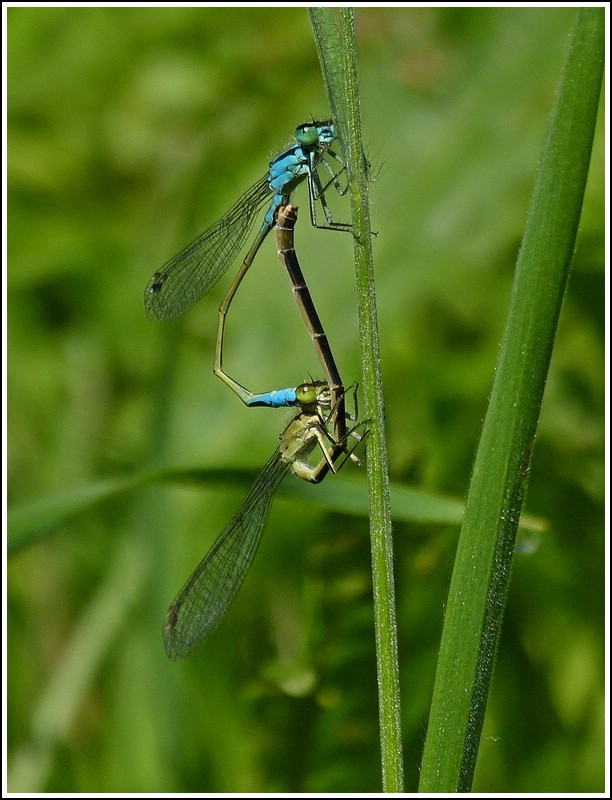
310, 9, 404, 793
419, 9, 603, 793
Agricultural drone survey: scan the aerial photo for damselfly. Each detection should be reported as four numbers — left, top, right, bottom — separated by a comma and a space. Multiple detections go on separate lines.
145, 121, 350, 323
163, 381, 365, 660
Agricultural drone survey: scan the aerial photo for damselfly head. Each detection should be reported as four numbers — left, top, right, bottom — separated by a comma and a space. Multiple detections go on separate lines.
295, 121, 335, 147
295, 381, 330, 410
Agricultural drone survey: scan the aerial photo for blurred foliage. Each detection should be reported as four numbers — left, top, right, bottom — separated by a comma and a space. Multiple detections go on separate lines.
7, 6, 604, 793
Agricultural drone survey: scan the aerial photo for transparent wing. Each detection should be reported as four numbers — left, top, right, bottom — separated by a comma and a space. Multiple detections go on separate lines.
145, 173, 272, 321
163, 449, 289, 660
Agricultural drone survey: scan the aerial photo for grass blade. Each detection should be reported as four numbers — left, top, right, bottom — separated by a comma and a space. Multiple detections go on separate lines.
419, 9, 604, 792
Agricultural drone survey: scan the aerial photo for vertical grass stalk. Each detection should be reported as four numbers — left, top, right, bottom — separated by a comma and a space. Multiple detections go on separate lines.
309, 8, 404, 792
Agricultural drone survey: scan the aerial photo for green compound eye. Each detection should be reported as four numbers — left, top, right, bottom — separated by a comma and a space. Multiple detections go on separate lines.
294, 124, 319, 146
295, 383, 319, 406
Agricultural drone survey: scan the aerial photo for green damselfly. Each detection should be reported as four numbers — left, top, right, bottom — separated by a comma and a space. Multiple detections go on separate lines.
163, 381, 365, 660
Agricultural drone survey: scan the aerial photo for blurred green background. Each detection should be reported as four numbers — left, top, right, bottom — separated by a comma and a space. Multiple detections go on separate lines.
7, 6, 604, 793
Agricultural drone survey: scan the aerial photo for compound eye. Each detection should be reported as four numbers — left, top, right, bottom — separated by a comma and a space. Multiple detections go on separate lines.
294, 123, 318, 146
295, 382, 318, 406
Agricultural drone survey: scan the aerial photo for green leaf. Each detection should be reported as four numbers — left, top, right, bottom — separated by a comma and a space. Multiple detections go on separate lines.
419, 9, 604, 792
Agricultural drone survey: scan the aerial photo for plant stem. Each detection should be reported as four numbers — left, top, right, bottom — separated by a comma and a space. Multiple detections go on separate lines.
310, 8, 404, 792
